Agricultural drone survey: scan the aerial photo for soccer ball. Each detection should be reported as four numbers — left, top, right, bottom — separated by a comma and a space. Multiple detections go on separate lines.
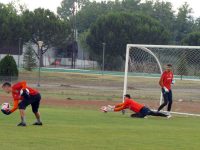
1, 103, 10, 111
100, 106, 108, 113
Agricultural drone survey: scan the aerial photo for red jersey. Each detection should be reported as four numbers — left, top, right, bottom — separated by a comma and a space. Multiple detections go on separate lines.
160, 71, 174, 90
10, 81, 39, 113
114, 98, 144, 113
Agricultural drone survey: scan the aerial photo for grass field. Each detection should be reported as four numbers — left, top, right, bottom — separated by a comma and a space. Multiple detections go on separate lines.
0, 106, 200, 150
0, 71, 200, 150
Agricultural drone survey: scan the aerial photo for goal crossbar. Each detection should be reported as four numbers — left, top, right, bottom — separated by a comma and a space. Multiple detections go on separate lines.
127, 44, 200, 49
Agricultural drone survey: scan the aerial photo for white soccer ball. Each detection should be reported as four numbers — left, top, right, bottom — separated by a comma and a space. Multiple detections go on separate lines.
100, 106, 108, 113
1, 103, 10, 111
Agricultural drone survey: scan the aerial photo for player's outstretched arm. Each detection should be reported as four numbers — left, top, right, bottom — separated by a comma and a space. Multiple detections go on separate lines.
10, 100, 19, 113
114, 105, 125, 112
115, 103, 124, 108
100, 102, 126, 113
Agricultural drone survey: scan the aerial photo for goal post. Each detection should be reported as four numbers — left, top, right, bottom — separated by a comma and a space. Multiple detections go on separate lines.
123, 44, 200, 116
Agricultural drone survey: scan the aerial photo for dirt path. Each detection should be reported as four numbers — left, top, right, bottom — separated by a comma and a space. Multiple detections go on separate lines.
0, 94, 200, 114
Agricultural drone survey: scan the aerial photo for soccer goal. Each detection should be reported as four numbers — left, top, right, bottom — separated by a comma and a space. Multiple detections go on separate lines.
123, 44, 200, 117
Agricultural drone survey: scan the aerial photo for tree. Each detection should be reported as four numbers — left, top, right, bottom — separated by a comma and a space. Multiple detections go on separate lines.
0, 3, 24, 52
22, 8, 71, 66
76, 1, 112, 33
183, 32, 200, 46
174, 2, 194, 44
182, 32, 200, 64
0, 55, 18, 81
86, 12, 170, 70
152, 1, 175, 41
121, 0, 141, 12
23, 44, 37, 71
76, 0, 141, 33
57, 0, 89, 20
193, 17, 200, 32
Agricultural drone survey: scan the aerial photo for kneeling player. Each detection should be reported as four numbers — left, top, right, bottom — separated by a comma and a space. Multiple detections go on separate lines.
1, 81, 42, 126
101, 94, 169, 118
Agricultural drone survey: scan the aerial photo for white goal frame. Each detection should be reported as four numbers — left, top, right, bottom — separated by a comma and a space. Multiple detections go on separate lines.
123, 44, 200, 117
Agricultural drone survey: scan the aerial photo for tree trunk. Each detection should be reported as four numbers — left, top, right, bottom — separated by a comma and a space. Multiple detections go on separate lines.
38, 47, 44, 67
71, 52, 74, 69
40, 54, 44, 67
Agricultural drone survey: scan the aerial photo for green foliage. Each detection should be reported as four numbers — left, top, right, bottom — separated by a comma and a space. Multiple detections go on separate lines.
182, 32, 200, 66
21, 8, 72, 66
183, 32, 200, 46
174, 2, 193, 44
193, 18, 200, 32
23, 44, 37, 71
76, 1, 112, 33
0, 55, 18, 78
0, 3, 24, 49
86, 12, 170, 70
22, 8, 71, 52
0, 3, 71, 61
105, 55, 124, 71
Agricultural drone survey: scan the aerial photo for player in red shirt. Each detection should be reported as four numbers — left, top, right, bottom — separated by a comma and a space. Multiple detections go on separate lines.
1, 81, 42, 126
157, 64, 174, 116
101, 94, 168, 118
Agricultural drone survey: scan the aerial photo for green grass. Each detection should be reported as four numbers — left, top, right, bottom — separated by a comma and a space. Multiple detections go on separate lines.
1, 107, 200, 150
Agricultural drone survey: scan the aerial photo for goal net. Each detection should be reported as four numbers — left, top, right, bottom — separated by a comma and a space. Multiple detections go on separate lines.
123, 44, 200, 116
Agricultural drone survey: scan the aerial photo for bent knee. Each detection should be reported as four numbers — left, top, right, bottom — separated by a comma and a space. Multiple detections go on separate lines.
18, 103, 26, 110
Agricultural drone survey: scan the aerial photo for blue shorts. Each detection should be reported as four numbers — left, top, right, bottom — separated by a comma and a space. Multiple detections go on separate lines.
130, 107, 151, 118
139, 107, 151, 117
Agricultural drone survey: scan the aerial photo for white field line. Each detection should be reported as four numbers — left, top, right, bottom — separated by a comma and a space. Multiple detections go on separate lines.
152, 110, 200, 117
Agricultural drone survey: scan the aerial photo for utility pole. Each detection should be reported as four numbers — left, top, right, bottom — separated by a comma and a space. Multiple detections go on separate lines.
37, 41, 43, 87
18, 38, 22, 69
102, 43, 106, 76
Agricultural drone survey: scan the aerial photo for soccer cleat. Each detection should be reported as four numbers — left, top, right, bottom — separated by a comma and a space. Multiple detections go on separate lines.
167, 114, 172, 119
17, 122, 27, 127
32, 122, 43, 126
165, 111, 172, 118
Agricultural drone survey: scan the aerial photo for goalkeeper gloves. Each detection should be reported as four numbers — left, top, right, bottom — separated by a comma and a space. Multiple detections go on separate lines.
172, 79, 175, 84
100, 105, 115, 113
107, 105, 115, 111
163, 86, 169, 93
1, 109, 11, 115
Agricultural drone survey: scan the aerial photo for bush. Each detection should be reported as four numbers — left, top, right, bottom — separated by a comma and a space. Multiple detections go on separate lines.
0, 55, 18, 81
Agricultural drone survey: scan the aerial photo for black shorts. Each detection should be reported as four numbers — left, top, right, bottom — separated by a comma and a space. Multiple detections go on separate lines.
18, 94, 41, 113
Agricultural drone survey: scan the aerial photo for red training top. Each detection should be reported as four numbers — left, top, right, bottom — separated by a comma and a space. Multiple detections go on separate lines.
114, 98, 144, 113
11, 81, 39, 113
160, 71, 174, 90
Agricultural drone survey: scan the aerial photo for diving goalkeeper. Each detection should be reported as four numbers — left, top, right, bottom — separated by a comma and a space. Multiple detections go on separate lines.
101, 94, 169, 118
